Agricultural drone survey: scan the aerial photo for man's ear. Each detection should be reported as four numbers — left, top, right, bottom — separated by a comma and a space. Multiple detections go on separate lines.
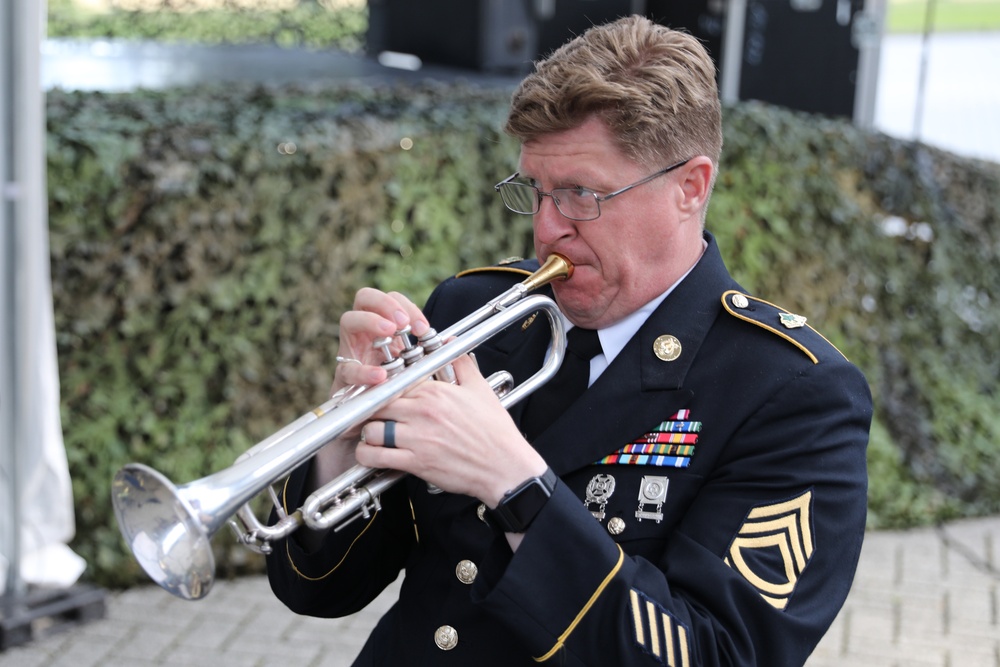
676, 156, 714, 220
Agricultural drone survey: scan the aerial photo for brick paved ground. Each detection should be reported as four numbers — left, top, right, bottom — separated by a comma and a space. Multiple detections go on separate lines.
2, 516, 997, 667
808, 517, 999, 667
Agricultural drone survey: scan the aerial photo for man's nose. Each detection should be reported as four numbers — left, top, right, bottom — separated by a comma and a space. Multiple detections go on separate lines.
533, 195, 574, 243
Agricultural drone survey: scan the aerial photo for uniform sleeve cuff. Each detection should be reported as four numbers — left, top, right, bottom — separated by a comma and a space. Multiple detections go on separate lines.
471, 482, 625, 656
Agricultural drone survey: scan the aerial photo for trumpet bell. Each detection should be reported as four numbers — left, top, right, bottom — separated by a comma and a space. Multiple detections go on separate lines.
112, 463, 215, 600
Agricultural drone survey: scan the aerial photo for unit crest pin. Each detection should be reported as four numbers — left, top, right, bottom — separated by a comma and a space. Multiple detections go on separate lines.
779, 312, 807, 329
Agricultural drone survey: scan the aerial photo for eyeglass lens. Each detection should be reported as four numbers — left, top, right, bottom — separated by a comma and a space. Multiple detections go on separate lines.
499, 182, 538, 214
500, 182, 599, 220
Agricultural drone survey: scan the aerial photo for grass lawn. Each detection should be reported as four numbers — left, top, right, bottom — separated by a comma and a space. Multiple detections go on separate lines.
886, 0, 1000, 32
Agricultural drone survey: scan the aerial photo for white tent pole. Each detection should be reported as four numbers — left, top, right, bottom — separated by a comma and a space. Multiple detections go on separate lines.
2, 0, 102, 647
2, 0, 60, 599
0, 0, 25, 602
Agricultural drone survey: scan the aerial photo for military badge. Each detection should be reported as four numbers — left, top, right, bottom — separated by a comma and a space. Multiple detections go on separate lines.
596, 410, 701, 468
635, 476, 669, 523
585, 474, 616, 521
724, 489, 815, 610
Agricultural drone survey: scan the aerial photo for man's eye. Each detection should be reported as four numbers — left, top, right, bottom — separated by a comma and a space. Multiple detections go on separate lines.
561, 187, 594, 199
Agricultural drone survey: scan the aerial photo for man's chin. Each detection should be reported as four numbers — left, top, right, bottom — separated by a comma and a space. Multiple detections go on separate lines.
552, 286, 599, 326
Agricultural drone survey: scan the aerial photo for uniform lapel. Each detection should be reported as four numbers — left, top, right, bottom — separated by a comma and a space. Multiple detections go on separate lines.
531, 235, 740, 475
487, 293, 556, 428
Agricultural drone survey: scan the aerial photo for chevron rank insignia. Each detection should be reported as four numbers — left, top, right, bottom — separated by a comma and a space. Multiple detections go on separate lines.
629, 589, 692, 666
724, 489, 815, 610
595, 410, 701, 468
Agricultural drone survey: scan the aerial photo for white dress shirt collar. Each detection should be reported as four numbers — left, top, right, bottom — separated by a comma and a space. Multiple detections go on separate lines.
572, 239, 707, 385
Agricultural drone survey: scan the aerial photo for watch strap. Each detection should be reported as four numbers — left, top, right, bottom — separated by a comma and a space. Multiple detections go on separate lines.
484, 467, 557, 533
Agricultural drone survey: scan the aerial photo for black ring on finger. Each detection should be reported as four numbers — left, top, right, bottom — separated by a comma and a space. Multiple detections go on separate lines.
384, 420, 397, 449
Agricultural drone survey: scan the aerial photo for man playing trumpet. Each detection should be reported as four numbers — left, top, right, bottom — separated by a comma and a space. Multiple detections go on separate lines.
266, 15, 872, 667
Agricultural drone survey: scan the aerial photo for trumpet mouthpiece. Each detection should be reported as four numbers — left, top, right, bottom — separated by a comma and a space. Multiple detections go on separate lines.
521, 253, 573, 292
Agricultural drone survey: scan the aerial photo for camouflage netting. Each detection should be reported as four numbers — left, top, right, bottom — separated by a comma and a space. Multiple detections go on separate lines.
46, 84, 999, 588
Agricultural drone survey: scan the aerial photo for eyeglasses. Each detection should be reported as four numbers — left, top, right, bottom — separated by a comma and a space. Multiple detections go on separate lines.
494, 158, 692, 222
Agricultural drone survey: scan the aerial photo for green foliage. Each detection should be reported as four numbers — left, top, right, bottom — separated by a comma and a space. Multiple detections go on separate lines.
48, 85, 999, 589
47, 0, 368, 51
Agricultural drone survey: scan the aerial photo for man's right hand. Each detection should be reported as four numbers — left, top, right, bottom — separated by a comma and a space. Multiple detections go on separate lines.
305, 287, 431, 500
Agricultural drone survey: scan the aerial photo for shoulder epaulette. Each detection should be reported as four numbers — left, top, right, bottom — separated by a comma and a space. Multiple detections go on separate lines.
455, 256, 533, 279
721, 290, 848, 364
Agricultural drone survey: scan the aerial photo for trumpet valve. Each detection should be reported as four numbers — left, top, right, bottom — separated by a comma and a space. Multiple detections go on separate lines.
395, 326, 426, 366
373, 335, 406, 375
417, 328, 456, 383
418, 327, 443, 353
395, 325, 415, 351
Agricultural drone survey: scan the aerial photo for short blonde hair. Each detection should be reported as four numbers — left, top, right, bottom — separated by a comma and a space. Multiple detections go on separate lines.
505, 15, 723, 170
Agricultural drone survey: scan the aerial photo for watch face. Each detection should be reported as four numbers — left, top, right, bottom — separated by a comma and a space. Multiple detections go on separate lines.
509, 482, 547, 515
491, 472, 555, 533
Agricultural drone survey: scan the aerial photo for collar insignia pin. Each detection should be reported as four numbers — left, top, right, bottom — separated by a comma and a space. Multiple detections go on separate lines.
653, 334, 682, 362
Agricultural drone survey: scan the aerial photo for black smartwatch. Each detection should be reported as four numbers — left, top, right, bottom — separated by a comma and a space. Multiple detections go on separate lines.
484, 467, 558, 533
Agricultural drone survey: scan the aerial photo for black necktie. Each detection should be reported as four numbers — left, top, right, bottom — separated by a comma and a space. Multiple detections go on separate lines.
521, 327, 602, 441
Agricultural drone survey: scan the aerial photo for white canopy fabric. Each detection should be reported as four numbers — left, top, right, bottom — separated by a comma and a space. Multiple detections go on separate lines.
1, 0, 85, 596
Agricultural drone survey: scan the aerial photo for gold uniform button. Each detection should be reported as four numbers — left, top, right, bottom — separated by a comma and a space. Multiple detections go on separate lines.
477, 503, 487, 522
435, 625, 459, 650
607, 516, 626, 535
455, 560, 478, 585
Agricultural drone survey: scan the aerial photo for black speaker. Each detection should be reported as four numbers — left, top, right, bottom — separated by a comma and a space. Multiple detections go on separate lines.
736, 0, 866, 117
646, 0, 873, 120
366, 0, 539, 73
367, 0, 642, 74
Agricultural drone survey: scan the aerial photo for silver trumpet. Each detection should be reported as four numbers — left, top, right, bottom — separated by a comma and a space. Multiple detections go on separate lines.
111, 254, 573, 600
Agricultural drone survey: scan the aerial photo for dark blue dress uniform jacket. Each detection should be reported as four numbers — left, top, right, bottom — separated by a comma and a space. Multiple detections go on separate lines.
266, 233, 872, 666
